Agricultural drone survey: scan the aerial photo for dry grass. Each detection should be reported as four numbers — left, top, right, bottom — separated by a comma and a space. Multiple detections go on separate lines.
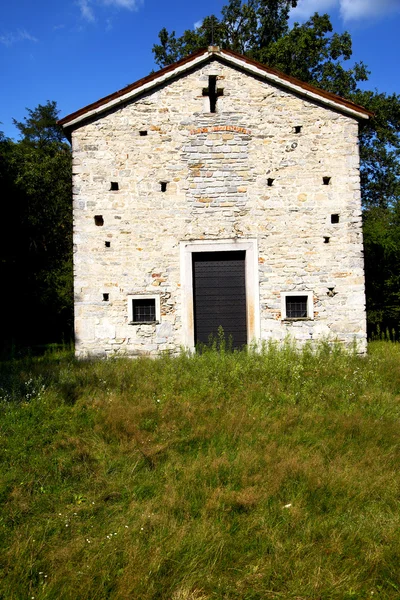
1, 341, 400, 599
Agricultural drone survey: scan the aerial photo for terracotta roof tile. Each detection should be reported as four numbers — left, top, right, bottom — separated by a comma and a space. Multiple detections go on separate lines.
58, 48, 372, 129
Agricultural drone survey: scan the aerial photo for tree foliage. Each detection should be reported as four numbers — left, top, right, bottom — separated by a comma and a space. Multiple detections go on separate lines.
153, 0, 400, 337
0, 102, 73, 350
255, 14, 369, 96
12, 101, 66, 149
153, 0, 298, 67
363, 206, 400, 335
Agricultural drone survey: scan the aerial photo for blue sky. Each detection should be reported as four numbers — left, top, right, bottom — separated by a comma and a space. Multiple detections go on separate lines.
1, 0, 399, 139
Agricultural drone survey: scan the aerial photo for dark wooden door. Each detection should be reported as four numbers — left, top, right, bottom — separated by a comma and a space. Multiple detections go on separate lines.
192, 251, 247, 349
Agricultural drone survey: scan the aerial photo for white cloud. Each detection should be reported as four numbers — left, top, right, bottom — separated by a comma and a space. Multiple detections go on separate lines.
194, 20, 203, 30
78, 0, 95, 22
78, 0, 142, 22
19, 30, 38, 43
101, 0, 142, 10
291, 0, 400, 22
340, 0, 400, 21
0, 29, 38, 46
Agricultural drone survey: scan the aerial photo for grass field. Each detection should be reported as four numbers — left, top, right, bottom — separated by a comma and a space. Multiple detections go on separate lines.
1, 341, 400, 600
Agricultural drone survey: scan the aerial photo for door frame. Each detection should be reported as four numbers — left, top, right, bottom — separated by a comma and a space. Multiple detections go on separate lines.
180, 238, 261, 351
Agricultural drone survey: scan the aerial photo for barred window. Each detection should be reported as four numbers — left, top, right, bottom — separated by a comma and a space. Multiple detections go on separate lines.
286, 296, 308, 318
281, 292, 313, 320
132, 299, 155, 322
128, 295, 160, 324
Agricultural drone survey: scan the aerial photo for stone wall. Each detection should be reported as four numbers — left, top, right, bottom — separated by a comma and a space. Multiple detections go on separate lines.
71, 58, 366, 357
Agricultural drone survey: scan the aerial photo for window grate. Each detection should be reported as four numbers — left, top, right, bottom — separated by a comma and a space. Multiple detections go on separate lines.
286, 296, 308, 318
132, 299, 156, 322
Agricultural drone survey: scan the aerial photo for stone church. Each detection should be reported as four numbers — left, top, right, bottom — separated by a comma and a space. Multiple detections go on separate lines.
59, 46, 372, 357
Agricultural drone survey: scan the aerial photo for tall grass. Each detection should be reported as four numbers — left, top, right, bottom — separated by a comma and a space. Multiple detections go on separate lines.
1, 341, 400, 599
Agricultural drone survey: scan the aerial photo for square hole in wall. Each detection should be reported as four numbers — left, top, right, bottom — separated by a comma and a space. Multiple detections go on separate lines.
324, 237, 330, 244
160, 181, 168, 192
267, 178, 275, 187
94, 215, 104, 226
110, 182, 119, 191
105, 241, 111, 248
294, 125, 302, 134
139, 130, 148, 136
103, 293, 109, 301
331, 214, 340, 224
323, 176, 331, 185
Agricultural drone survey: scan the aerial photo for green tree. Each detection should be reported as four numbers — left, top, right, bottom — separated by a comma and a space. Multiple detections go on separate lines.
153, 1, 400, 337
1, 102, 73, 350
153, 0, 298, 67
13, 101, 66, 149
0, 131, 21, 350
363, 205, 400, 336
354, 91, 400, 336
254, 13, 369, 96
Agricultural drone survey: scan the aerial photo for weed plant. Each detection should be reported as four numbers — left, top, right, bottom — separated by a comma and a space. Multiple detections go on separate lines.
1, 341, 400, 599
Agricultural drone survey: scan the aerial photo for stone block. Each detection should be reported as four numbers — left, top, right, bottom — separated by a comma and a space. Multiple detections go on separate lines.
70, 58, 366, 358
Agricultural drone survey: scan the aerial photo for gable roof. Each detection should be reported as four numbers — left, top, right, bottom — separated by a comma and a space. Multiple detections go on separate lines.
58, 46, 373, 131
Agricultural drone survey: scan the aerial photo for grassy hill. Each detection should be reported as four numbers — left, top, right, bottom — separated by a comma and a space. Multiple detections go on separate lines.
1, 341, 400, 599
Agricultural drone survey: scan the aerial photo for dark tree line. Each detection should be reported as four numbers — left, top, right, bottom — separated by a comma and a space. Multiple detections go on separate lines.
0, 102, 73, 352
1, 1, 399, 351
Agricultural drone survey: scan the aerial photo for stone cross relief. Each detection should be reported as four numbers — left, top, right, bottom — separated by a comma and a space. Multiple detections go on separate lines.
202, 75, 224, 113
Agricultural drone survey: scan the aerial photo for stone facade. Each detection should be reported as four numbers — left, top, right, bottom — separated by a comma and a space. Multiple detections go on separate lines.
64, 50, 368, 357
